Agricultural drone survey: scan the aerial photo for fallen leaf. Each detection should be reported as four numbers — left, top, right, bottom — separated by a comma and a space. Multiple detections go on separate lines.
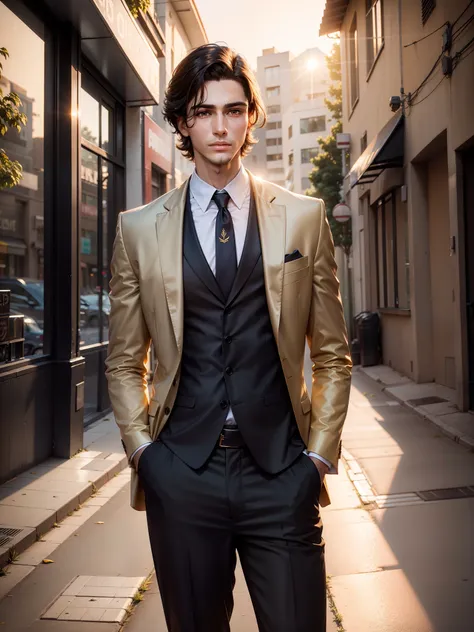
42, 559, 54, 564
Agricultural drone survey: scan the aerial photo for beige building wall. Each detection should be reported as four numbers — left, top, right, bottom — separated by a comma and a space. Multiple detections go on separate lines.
334, 0, 474, 409
427, 150, 456, 389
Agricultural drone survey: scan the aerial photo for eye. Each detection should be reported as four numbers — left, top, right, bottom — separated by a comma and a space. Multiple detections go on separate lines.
196, 111, 210, 118
228, 109, 243, 116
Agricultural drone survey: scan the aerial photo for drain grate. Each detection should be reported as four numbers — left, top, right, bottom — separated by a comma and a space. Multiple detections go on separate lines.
407, 396, 448, 407
417, 486, 474, 502
0, 526, 23, 548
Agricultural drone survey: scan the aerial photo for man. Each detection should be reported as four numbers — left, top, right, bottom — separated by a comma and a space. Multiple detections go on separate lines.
106, 43, 351, 632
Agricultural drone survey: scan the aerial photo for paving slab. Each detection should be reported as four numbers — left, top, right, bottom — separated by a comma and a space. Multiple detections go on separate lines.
0, 415, 128, 568
0, 479, 147, 631
361, 365, 412, 386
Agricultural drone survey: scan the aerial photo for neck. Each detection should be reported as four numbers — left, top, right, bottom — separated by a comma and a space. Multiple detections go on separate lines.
194, 154, 242, 190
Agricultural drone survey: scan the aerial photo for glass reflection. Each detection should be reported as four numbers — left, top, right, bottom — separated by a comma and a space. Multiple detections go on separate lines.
101, 106, 110, 153
80, 88, 100, 145
80, 148, 100, 346
0, 1, 46, 360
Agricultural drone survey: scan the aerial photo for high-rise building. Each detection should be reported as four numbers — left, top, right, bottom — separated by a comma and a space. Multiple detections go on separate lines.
247, 47, 330, 194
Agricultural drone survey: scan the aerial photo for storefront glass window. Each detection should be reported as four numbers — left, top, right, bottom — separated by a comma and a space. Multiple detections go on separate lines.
0, 1, 47, 359
80, 148, 100, 346
80, 89, 100, 145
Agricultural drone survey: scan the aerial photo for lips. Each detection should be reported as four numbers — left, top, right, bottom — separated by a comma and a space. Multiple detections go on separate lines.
210, 143, 231, 148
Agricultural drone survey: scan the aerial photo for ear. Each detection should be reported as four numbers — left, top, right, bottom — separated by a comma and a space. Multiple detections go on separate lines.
177, 117, 189, 138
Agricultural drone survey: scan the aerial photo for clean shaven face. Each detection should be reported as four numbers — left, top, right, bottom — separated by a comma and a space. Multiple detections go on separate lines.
178, 79, 250, 169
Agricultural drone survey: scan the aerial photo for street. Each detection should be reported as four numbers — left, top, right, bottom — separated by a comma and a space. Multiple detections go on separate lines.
0, 365, 473, 631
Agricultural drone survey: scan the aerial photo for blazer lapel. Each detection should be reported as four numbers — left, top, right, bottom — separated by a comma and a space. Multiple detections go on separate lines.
226, 193, 261, 306
248, 172, 286, 343
156, 180, 188, 351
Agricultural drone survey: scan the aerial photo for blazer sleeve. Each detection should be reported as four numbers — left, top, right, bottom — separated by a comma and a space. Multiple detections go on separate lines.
105, 213, 153, 458
305, 200, 352, 468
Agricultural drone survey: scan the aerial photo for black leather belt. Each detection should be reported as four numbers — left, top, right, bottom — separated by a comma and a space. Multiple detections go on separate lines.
219, 427, 245, 448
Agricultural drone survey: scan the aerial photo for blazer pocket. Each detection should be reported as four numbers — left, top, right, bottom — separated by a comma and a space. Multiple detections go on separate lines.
174, 395, 196, 408
283, 254, 309, 274
301, 396, 311, 414
283, 264, 310, 286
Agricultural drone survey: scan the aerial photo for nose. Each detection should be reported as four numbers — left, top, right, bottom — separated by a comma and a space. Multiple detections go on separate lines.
213, 112, 227, 137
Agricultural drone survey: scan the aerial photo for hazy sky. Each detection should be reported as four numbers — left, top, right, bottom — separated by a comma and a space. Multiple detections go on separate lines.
194, 0, 336, 67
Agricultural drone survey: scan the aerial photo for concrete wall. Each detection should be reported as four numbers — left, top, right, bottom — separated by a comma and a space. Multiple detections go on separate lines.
338, 0, 474, 408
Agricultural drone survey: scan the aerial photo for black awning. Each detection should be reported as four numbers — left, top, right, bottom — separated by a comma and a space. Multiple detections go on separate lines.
42, 0, 160, 106
349, 112, 404, 188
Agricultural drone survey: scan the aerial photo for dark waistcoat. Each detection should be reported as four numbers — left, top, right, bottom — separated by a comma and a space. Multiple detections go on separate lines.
159, 188, 305, 473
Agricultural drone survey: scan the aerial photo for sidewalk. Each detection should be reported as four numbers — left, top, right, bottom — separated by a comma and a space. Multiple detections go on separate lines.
0, 414, 127, 580
360, 364, 474, 451
2, 362, 474, 630
324, 367, 474, 632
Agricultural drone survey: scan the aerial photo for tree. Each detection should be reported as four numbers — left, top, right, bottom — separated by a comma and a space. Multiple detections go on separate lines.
125, 0, 150, 17
307, 42, 352, 255
0, 47, 27, 190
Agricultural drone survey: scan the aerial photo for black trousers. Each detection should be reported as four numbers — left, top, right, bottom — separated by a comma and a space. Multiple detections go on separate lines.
138, 441, 326, 632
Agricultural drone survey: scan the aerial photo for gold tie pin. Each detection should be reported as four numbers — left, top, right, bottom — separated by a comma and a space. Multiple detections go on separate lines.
219, 228, 230, 244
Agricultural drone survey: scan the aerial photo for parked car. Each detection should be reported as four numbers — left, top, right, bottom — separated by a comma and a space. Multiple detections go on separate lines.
23, 315, 44, 355
0, 278, 45, 327
80, 291, 110, 328
9, 309, 44, 356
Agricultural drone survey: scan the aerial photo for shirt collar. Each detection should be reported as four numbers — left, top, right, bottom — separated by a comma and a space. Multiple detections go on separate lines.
190, 166, 250, 213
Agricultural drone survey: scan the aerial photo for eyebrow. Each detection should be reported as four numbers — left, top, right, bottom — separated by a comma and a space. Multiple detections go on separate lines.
191, 101, 248, 111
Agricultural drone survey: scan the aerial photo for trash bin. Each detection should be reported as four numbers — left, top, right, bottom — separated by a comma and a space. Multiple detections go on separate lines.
356, 311, 381, 367
350, 338, 361, 365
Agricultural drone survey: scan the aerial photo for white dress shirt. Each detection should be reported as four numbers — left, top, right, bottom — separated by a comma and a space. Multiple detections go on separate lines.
130, 166, 332, 472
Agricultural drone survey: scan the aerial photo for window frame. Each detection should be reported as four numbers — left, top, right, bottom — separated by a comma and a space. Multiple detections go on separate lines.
366, 0, 384, 78
267, 104, 281, 115
300, 115, 326, 134
348, 13, 360, 113
264, 65, 280, 85
266, 85, 281, 99
266, 153, 283, 162
374, 191, 410, 311
300, 147, 319, 163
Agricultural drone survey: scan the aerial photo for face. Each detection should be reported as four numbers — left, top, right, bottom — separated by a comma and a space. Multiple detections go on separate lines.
178, 79, 250, 168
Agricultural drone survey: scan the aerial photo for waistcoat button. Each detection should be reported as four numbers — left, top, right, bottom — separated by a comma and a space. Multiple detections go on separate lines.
224, 336, 233, 344
225, 366, 233, 376
220, 400, 228, 409
164, 407, 170, 415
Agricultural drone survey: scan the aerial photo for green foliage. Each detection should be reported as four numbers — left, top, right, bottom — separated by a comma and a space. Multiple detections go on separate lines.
0, 47, 27, 190
125, 0, 151, 17
307, 42, 352, 255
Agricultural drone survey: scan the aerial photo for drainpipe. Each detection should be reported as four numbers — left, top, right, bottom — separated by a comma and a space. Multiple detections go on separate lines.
398, 0, 405, 112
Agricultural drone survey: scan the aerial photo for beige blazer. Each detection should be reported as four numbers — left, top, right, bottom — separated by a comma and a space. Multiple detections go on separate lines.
105, 171, 352, 510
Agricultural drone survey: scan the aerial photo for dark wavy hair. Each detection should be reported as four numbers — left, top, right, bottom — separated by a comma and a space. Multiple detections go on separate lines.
163, 44, 266, 160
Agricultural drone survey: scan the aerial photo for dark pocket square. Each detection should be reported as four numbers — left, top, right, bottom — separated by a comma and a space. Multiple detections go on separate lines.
284, 249, 303, 263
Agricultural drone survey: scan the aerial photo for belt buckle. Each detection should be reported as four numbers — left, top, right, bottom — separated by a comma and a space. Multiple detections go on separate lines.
219, 432, 227, 448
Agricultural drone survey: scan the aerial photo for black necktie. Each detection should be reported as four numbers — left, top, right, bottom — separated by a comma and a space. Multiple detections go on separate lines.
213, 190, 237, 299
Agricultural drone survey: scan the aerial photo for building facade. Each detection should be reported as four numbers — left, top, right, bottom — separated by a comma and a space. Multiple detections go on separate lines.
248, 47, 330, 194
0, 0, 206, 485
320, 0, 474, 411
